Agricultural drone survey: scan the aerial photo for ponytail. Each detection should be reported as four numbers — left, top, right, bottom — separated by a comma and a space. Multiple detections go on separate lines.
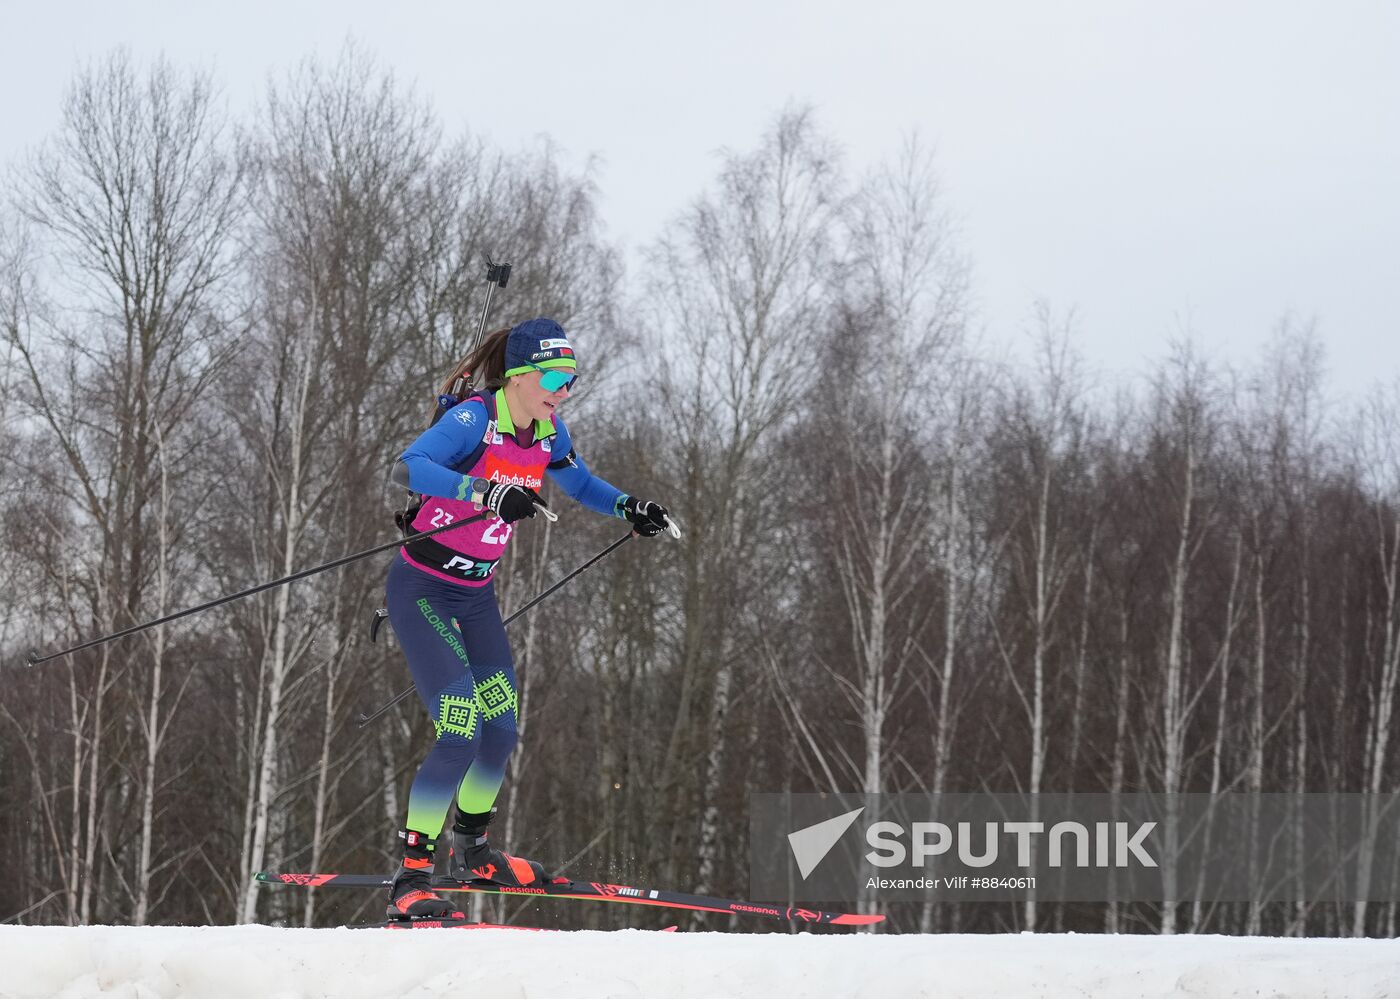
458, 325, 514, 392
429, 326, 512, 424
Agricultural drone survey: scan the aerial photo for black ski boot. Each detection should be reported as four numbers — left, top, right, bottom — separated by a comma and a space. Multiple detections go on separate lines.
386, 829, 461, 920
445, 808, 553, 886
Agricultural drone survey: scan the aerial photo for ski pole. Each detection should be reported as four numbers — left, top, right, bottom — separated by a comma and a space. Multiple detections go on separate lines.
23, 511, 496, 668
354, 531, 634, 727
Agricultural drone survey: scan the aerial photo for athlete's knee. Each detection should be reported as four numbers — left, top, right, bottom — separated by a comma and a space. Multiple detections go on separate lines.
472, 668, 519, 730
476, 719, 518, 763
421, 736, 476, 776
431, 677, 483, 748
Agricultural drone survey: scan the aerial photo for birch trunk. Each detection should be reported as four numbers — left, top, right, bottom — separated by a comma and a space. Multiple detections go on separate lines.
133, 427, 174, 926
1246, 546, 1266, 935
1189, 533, 1242, 933
239, 361, 312, 924
1289, 563, 1311, 935
303, 617, 345, 928
694, 663, 732, 897
65, 665, 84, 925
1353, 507, 1400, 935
1159, 432, 1194, 935
79, 644, 113, 925
1105, 610, 1132, 934
1022, 464, 1054, 933
921, 454, 965, 933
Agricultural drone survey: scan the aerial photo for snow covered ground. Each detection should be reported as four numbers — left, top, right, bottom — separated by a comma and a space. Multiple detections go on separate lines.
1, 925, 1396, 998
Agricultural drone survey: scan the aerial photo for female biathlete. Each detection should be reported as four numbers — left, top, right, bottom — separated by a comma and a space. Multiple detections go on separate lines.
384, 317, 672, 919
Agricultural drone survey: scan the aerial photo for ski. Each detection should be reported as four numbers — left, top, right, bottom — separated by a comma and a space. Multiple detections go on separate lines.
360, 916, 679, 932
368, 917, 548, 931
256, 871, 883, 926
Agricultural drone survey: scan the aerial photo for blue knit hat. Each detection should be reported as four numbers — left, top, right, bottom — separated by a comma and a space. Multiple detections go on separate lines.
503, 318, 577, 377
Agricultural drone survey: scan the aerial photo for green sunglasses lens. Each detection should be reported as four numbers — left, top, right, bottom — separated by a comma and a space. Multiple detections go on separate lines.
539, 369, 577, 392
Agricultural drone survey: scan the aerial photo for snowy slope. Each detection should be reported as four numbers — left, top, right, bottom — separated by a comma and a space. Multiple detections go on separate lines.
1, 925, 1396, 999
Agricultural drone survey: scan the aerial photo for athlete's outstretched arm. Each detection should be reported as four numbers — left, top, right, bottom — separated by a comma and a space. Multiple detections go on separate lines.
545, 418, 629, 518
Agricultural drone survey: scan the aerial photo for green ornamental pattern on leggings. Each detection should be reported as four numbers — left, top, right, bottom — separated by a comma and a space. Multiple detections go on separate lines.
475, 670, 518, 723
414, 597, 519, 735
436, 692, 479, 740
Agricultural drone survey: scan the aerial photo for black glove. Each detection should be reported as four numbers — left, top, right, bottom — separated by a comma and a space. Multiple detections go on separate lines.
479, 480, 546, 523
621, 496, 670, 537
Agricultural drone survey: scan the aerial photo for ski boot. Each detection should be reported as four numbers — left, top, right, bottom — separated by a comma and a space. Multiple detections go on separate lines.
445, 808, 553, 887
386, 829, 462, 920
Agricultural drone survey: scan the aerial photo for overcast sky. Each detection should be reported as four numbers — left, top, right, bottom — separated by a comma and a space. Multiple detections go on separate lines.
3, 0, 1397, 397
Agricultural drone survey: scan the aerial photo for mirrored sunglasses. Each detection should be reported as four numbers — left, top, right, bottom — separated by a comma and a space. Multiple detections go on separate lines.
533, 366, 577, 392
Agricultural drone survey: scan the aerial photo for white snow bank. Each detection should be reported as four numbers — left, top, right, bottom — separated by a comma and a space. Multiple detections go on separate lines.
0, 925, 1395, 999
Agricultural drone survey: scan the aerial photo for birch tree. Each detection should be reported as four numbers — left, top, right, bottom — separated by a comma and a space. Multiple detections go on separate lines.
1348, 382, 1400, 935
638, 108, 840, 895
1236, 325, 1327, 934
1145, 343, 1220, 934
835, 139, 970, 801
988, 308, 1091, 931
787, 140, 970, 918
224, 47, 446, 923
5, 50, 244, 923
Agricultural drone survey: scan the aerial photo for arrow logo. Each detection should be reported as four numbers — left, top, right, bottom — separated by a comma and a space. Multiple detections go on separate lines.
787, 806, 864, 879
